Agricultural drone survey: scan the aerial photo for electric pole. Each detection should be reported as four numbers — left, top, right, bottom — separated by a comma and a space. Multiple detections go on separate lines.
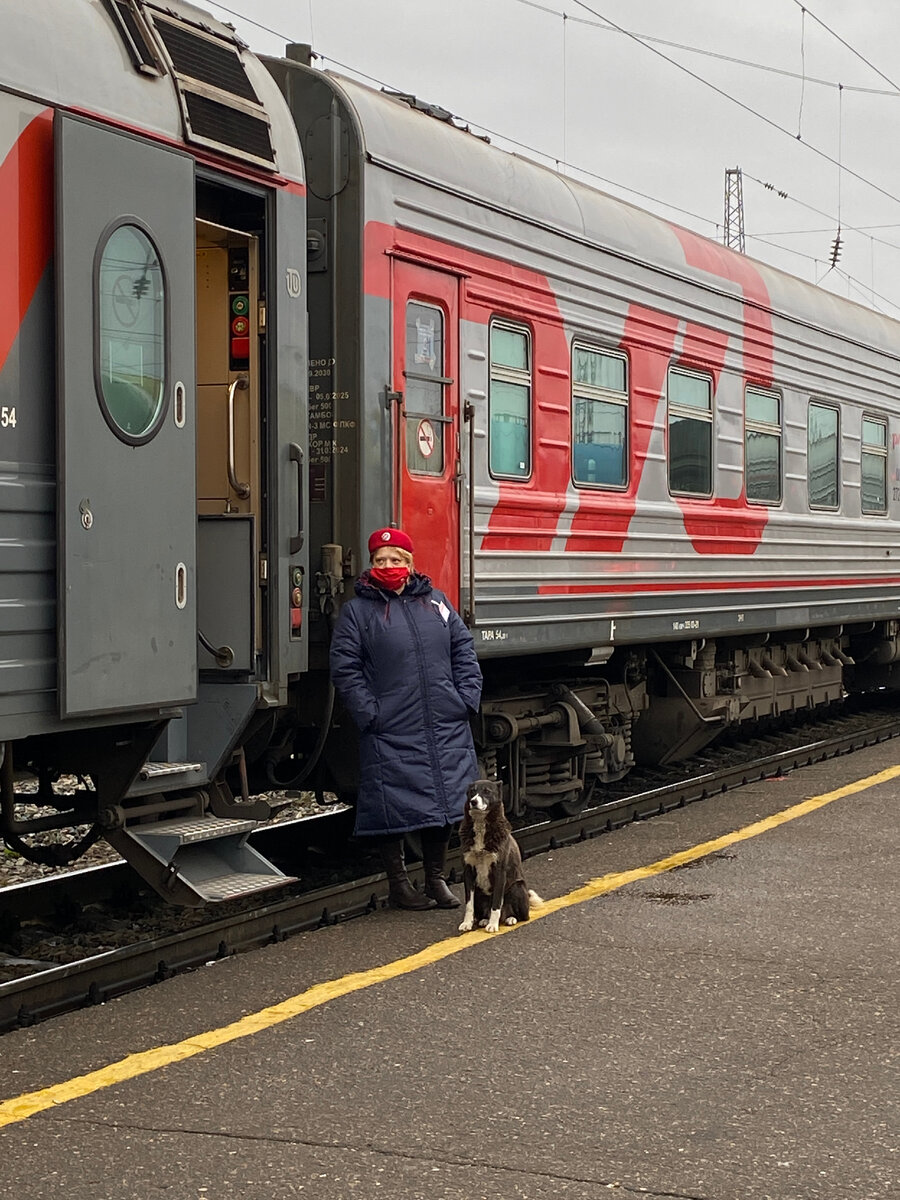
724, 167, 745, 253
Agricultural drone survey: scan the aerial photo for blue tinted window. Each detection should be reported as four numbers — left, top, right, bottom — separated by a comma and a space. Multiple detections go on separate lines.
490, 323, 531, 479
572, 345, 628, 487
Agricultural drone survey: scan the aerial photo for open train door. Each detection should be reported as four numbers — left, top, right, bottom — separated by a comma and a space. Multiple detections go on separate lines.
392, 262, 461, 605
56, 115, 197, 717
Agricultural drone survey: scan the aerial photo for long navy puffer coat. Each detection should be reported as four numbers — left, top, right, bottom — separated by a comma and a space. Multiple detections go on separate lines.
329, 571, 483, 836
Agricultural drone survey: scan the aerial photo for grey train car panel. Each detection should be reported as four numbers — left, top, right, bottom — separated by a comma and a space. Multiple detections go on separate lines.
1, 1, 309, 903
56, 113, 197, 717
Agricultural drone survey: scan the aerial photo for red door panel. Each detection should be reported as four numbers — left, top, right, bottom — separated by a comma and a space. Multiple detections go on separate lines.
392, 262, 460, 605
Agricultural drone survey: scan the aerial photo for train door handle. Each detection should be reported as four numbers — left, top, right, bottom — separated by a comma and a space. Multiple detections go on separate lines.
227, 376, 251, 500
289, 442, 304, 554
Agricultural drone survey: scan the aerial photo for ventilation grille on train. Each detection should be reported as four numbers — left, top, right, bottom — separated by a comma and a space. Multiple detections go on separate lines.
153, 19, 260, 104
116, 5, 279, 171
183, 93, 275, 165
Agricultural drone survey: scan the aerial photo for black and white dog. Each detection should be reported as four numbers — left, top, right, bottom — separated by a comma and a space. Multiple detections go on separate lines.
458, 780, 541, 933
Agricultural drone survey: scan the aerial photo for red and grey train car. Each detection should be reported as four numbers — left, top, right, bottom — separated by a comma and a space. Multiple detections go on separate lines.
271, 57, 900, 817
4, 3, 900, 905
1, 0, 309, 902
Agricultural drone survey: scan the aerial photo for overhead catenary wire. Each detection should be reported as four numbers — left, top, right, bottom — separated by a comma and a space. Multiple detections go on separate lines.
512, 0, 900, 96
208, 0, 900, 222
568, 0, 900, 214
792, 0, 900, 96
206, 0, 900, 314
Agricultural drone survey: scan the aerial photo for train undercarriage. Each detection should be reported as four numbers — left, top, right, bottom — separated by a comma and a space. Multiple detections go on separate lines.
3, 619, 900, 897
411, 619, 900, 821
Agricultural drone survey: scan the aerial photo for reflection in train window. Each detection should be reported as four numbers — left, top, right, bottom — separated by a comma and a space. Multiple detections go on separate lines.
572, 344, 628, 488
745, 386, 782, 504
667, 367, 712, 497
489, 321, 531, 479
808, 401, 840, 509
861, 416, 887, 514
404, 301, 445, 475
96, 223, 166, 442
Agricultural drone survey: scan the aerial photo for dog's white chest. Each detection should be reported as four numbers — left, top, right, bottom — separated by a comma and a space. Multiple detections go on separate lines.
464, 819, 498, 893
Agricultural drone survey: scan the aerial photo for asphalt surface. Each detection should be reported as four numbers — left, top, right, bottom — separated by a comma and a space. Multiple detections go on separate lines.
0, 740, 896, 1199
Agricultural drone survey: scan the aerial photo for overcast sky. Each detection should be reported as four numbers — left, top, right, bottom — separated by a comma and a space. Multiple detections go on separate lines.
206, 0, 900, 319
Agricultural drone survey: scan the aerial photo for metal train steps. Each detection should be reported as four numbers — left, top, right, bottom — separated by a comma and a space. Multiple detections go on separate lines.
106, 814, 297, 906
126, 760, 206, 798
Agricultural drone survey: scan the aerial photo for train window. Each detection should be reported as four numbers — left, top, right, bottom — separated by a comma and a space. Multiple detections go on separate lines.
572, 344, 628, 488
489, 322, 531, 479
667, 368, 712, 496
807, 402, 840, 509
745, 387, 782, 504
861, 416, 888, 514
404, 301, 445, 475
95, 223, 166, 444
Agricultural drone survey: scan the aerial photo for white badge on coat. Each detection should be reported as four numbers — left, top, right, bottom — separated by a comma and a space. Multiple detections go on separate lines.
432, 599, 450, 624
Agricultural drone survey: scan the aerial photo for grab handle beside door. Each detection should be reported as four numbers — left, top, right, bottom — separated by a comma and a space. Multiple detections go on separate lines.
289, 442, 304, 554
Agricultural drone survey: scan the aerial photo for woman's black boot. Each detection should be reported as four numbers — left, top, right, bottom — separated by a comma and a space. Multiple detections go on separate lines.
379, 837, 435, 910
421, 825, 460, 909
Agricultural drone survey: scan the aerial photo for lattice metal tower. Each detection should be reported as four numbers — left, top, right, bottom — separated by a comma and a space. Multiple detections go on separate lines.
724, 167, 745, 253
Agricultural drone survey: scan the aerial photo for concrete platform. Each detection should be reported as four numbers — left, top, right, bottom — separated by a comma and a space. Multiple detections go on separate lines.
0, 740, 896, 1199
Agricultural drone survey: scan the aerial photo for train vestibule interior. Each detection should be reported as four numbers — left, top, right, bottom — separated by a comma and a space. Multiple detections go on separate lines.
192, 181, 268, 689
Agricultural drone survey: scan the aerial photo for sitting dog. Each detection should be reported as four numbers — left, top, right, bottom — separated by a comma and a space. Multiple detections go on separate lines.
458, 780, 541, 933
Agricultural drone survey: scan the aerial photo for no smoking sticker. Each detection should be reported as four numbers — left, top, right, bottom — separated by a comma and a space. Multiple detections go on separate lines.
416, 419, 436, 458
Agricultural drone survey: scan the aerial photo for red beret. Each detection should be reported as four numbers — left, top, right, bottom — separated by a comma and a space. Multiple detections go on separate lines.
368, 527, 414, 555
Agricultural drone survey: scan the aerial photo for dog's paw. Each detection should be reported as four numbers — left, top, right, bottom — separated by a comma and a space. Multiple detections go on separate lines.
458, 918, 474, 933
485, 917, 500, 933
476, 918, 488, 928
503, 916, 518, 926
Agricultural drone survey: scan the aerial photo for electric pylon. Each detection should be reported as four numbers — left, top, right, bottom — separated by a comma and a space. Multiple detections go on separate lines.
724, 167, 745, 253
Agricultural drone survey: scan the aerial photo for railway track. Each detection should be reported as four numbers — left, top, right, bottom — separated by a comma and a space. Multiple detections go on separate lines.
1, 699, 898, 1033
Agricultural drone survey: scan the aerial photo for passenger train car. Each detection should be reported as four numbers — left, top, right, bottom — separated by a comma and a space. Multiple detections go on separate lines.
3, 0, 900, 903
272, 54, 900, 818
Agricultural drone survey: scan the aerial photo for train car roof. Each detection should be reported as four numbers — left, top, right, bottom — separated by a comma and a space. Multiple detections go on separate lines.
324, 70, 900, 357
2, 0, 303, 183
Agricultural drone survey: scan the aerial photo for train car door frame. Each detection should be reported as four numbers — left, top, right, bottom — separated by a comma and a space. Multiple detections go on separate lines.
55, 113, 197, 717
391, 260, 461, 605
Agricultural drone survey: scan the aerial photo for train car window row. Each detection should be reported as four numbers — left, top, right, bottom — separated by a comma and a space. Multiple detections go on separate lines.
571, 343, 628, 489
482, 322, 886, 517
489, 321, 532, 480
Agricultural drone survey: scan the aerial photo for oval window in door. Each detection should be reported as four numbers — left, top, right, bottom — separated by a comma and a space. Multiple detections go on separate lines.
95, 222, 167, 443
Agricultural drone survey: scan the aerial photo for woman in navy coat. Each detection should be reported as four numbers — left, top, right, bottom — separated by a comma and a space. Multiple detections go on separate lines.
329, 527, 483, 910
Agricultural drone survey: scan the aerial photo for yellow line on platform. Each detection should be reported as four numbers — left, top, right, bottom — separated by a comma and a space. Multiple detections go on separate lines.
0, 765, 895, 1129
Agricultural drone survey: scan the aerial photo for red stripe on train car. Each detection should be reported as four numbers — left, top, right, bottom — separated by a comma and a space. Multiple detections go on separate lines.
538, 575, 900, 595
669, 228, 774, 554
365, 220, 779, 558
670, 226, 774, 386
0, 109, 54, 375
565, 305, 679, 554
364, 220, 570, 552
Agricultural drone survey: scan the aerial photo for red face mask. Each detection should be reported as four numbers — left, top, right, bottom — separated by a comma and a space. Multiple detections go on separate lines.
370, 565, 409, 591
